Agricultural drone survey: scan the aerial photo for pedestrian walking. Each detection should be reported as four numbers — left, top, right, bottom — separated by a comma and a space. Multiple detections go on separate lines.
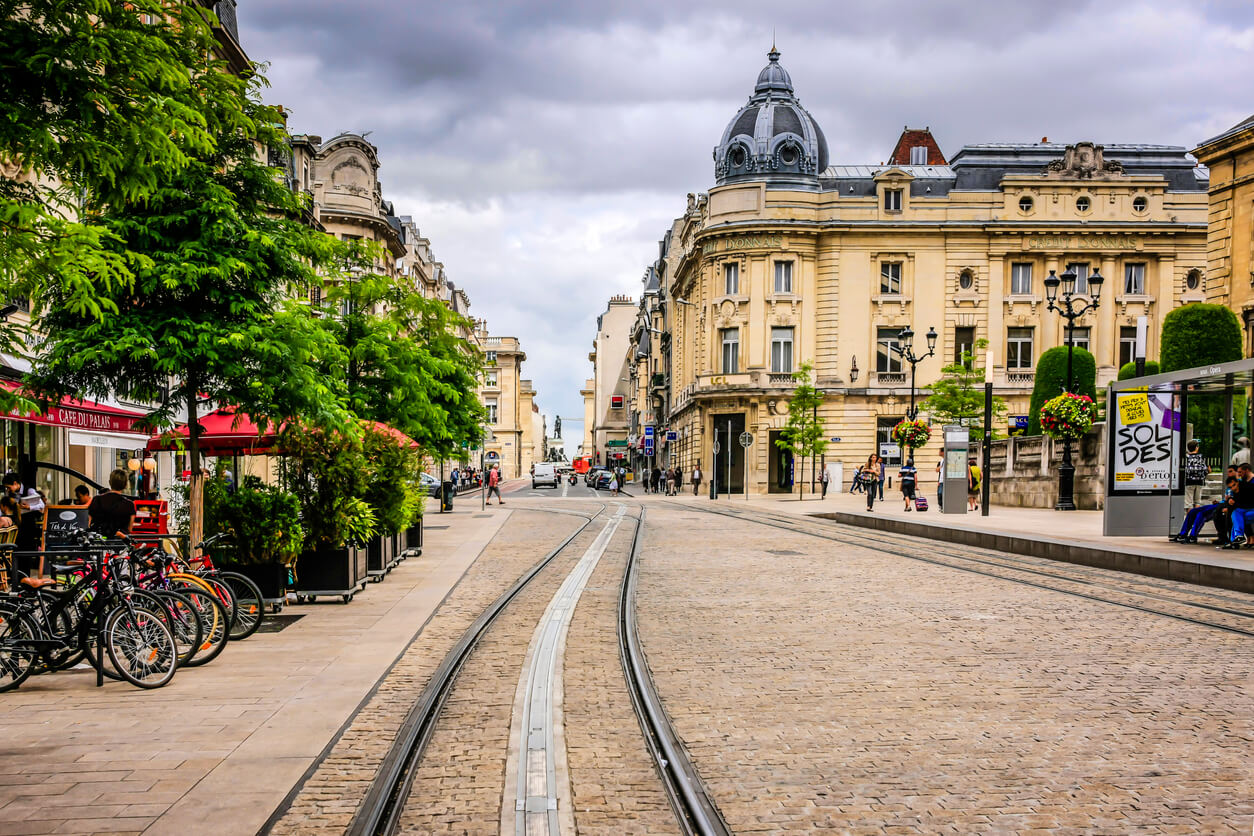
850, 464, 864, 494
877, 456, 886, 501
665, 467, 676, 496
692, 465, 702, 496
652, 466, 662, 495
861, 455, 881, 512
899, 457, 917, 511
936, 457, 944, 506
609, 474, 619, 496
819, 467, 830, 499
967, 456, 981, 511
486, 464, 504, 505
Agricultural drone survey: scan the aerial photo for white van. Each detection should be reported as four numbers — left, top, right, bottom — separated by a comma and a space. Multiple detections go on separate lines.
532, 462, 560, 489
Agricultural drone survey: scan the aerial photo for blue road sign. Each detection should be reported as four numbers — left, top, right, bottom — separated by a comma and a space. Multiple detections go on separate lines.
644, 426, 654, 437
666, 430, 677, 441
829, 437, 842, 442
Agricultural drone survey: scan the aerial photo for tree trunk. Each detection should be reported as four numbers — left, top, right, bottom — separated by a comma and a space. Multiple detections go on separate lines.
187, 385, 203, 559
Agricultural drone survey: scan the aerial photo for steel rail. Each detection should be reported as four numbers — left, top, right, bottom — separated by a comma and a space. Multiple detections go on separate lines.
347, 504, 604, 836
618, 507, 732, 836
679, 502, 1254, 639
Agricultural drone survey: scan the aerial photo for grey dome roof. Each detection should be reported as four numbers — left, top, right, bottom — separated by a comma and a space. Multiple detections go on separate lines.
713, 48, 828, 189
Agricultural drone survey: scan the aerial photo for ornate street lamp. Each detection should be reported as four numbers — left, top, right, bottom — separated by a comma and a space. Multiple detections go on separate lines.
896, 325, 938, 420
849, 356, 859, 384
1043, 266, 1105, 510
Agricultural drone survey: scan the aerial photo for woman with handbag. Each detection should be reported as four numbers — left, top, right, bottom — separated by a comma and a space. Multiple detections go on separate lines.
861, 454, 881, 511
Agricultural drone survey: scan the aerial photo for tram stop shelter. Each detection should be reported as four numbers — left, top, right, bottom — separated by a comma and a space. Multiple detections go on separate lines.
1105, 357, 1254, 536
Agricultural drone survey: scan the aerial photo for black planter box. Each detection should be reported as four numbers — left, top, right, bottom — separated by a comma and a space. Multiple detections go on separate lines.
366, 535, 390, 579
293, 544, 366, 603
214, 560, 288, 607
406, 518, 423, 555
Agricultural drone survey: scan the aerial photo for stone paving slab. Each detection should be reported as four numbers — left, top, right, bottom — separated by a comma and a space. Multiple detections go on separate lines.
0, 502, 508, 836
636, 504, 1254, 833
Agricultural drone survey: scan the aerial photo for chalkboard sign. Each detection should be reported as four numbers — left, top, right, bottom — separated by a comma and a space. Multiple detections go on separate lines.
43, 505, 89, 550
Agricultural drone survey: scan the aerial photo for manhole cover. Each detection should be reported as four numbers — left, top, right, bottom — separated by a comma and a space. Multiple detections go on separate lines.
425, 525, 449, 530
255, 613, 305, 634
766, 549, 802, 555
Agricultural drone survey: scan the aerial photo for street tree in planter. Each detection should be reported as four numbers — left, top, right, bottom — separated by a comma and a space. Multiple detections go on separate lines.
202, 472, 304, 601
1161, 304, 1244, 456
279, 422, 377, 598
26, 71, 349, 549
774, 362, 827, 500
1, 2, 243, 417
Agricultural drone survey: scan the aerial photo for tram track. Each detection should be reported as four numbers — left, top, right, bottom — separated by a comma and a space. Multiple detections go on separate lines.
675, 501, 1254, 638
345, 500, 727, 836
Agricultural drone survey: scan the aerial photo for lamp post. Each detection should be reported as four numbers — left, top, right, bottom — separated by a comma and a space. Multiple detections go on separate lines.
1043, 266, 1105, 511
982, 349, 993, 517
896, 326, 938, 420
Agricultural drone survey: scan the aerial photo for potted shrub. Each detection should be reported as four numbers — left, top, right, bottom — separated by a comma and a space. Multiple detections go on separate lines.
362, 425, 423, 579
281, 423, 377, 602
205, 473, 304, 602
892, 418, 931, 455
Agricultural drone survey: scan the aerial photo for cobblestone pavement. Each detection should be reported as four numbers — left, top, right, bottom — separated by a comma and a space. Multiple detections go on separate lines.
269, 509, 584, 834
637, 502, 1254, 834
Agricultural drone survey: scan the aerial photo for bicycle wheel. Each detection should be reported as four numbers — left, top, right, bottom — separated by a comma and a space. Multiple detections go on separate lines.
35, 588, 88, 672
171, 572, 237, 630
102, 603, 177, 688
151, 590, 203, 668
0, 603, 37, 692
92, 589, 178, 681
177, 587, 229, 667
217, 571, 264, 640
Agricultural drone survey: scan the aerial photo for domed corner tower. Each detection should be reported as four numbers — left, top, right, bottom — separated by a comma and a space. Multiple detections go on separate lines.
713, 47, 829, 191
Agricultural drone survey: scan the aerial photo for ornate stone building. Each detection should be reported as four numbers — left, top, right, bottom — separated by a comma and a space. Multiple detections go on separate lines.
476, 330, 538, 481
1193, 115, 1254, 353
587, 296, 635, 466
663, 48, 1209, 495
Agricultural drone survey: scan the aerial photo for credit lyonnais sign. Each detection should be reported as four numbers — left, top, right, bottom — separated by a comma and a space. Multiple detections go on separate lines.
702, 234, 783, 255
1023, 235, 1140, 251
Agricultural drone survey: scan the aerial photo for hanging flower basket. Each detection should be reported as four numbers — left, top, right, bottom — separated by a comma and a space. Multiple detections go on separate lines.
892, 418, 931, 450
1039, 392, 1097, 440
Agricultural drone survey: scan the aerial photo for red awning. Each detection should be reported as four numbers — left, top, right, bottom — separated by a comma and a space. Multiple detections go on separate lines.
147, 407, 418, 455
0, 379, 149, 436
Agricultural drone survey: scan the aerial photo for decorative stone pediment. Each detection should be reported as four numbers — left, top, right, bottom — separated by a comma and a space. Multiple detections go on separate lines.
1044, 142, 1126, 180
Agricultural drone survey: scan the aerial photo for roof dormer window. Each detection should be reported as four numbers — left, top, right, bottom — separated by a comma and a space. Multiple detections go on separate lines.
884, 189, 903, 212
909, 146, 927, 165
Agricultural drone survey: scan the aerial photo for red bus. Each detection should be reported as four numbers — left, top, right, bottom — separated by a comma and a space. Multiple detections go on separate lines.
572, 455, 593, 474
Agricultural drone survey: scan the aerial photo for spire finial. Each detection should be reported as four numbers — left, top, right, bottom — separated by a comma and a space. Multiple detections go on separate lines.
768, 30, 780, 62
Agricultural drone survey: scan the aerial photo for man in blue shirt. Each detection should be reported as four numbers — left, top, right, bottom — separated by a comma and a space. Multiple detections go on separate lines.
899, 458, 918, 511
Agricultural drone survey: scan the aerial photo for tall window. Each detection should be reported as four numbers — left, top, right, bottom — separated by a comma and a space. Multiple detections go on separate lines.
954, 326, 975, 367
770, 327, 794, 373
485, 399, 498, 424
876, 327, 903, 373
720, 328, 740, 373
884, 189, 903, 212
1068, 326, 1091, 352
1119, 326, 1138, 367
1010, 262, 1033, 295
1124, 263, 1146, 295
1007, 327, 1034, 369
723, 262, 739, 295
876, 417, 903, 464
1066, 262, 1090, 295
880, 262, 902, 294
485, 371, 498, 388
773, 261, 793, 294
485, 351, 497, 365
909, 146, 927, 165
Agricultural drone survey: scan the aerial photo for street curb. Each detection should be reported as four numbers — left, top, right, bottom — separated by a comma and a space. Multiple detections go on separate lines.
811, 511, 1254, 595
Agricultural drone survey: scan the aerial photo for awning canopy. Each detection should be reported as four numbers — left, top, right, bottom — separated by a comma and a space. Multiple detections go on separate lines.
0, 379, 150, 440
146, 407, 418, 456
1110, 357, 1254, 395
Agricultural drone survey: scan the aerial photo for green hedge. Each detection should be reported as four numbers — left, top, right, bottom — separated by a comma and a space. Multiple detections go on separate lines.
1028, 346, 1096, 436
1117, 360, 1160, 380
1160, 303, 1242, 372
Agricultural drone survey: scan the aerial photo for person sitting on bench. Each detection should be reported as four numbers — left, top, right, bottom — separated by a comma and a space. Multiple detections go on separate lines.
1171, 475, 1236, 543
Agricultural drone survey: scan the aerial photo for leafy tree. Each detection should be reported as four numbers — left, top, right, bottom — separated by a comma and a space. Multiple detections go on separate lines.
25, 75, 349, 548
1, 2, 249, 412
773, 362, 827, 500
361, 425, 423, 536
1160, 303, 1242, 372
922, 339, 1007, 433
1027, 346, 1097, 436
320, 250, 485, 460
1117, 360, 1161, 380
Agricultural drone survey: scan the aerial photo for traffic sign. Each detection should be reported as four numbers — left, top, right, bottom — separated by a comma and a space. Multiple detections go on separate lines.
739, 431, 753, 448
644, 426, 655, 437
666, 430, 677, 442
829, 437, 841, 442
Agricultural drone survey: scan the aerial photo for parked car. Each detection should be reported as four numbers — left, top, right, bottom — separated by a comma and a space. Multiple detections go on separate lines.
584, 465, 608, 486
590, 470, 613, 490
419, 472, 440, 496
532, 462, 560, 489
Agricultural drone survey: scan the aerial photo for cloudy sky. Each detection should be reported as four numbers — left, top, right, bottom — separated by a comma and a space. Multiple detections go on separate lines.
238, 1, 1254, 438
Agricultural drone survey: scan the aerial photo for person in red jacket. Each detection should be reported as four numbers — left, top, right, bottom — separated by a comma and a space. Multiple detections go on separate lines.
486, 465, 504, 506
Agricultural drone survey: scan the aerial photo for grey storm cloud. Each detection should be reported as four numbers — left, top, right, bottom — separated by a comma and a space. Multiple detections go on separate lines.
237, 0, 1254, 429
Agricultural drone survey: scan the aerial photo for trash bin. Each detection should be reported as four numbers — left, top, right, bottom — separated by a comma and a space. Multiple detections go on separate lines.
441, 481, 454, 512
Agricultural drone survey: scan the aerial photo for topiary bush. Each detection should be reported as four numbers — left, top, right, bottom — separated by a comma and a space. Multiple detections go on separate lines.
1160, 303, 1242, 372
1028, 345, 1097, 436
1117, 360, 1160, 380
